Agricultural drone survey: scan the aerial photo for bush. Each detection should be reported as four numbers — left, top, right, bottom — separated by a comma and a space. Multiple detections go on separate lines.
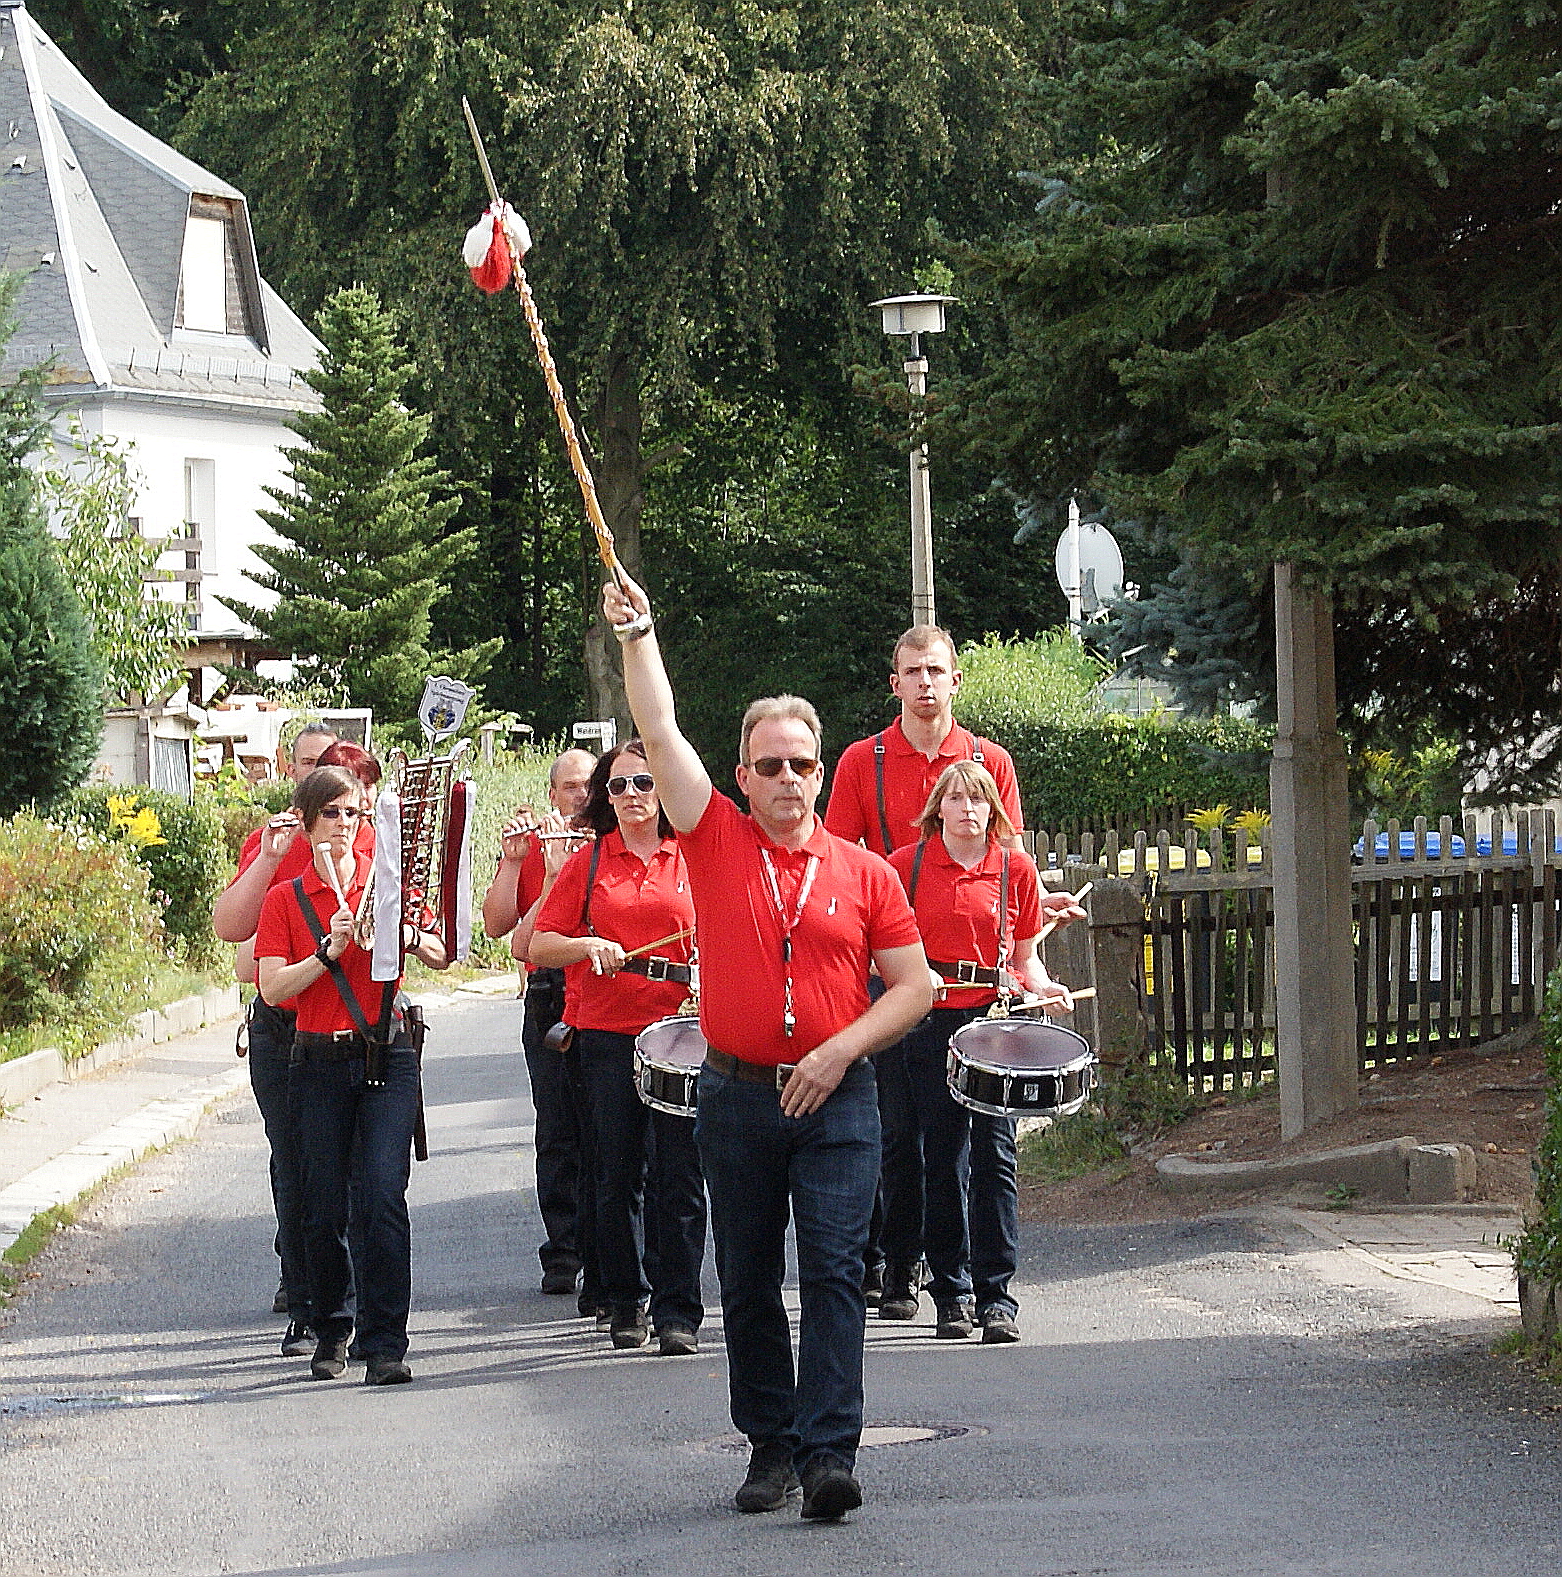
0, 812, 161, 1054
954, 632, 1107, 732
957, 708, 1271, 834
462, 741, 560, 967
1512, 968, 1562, 1289
63, 786, 230, 964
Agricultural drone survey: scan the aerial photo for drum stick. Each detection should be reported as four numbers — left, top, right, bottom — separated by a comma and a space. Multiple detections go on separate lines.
624, 927, 695, 959
1038, 881, 1094, 942
1066, 987, 1096, 1001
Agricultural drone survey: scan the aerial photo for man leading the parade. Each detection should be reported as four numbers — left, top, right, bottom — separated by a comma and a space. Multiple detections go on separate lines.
602, 570, 933, 1522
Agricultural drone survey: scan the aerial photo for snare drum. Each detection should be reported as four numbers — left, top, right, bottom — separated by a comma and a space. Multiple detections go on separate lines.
947, 1018, 1095, 1119
633, 1015, 709, 1118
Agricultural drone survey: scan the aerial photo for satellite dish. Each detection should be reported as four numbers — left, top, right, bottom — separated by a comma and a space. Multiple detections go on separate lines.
1054, 519, 1124, 617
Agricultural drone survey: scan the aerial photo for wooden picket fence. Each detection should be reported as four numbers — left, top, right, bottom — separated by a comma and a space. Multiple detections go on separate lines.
1026, 812, 1562, 1091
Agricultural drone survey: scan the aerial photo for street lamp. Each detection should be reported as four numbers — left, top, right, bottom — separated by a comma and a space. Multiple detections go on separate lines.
872, 293, 957, 627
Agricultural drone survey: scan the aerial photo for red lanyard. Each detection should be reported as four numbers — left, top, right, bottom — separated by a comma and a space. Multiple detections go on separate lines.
759, 848, 820, 1037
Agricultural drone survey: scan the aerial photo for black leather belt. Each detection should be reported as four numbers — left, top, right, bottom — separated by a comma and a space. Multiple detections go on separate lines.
621, 956, 694, 984
928, 959, 1000, 987
294, 1029, 372, 1061
705, 1048, 794, 1091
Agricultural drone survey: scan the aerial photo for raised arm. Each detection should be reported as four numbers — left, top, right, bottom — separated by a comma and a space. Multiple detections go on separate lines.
212, 814, 298, 942
602, 574, 711, 834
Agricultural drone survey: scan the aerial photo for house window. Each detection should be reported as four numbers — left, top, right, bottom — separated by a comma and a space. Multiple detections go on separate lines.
175, 197, 256, 338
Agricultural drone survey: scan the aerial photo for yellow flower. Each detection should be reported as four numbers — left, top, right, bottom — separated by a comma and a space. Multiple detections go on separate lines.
121, 807, 167, 848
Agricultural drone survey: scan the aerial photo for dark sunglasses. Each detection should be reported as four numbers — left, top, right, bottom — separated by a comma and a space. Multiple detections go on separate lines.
317, 805, 364, 821
606, 772, 655, 796
749, 756, 820, 778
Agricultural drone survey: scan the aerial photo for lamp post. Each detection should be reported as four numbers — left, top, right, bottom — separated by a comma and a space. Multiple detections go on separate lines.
872, 293, 957, 627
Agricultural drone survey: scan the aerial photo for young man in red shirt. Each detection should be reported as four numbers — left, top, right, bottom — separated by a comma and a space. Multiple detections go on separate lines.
603, 571, 934, 1523
480, 748, 595, 1301
825, 627, 1085, 1319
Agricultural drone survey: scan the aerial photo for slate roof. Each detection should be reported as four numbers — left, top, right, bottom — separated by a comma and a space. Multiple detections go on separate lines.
0, 0, 320, 412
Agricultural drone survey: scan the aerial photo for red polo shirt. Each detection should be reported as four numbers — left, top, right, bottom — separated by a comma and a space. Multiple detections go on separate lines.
888, 838, 1042, 1008
500, 839, 548, 976
234, 818, 375, 891
824, 716, 1023, 856
533, 830, 694, 1035
680, 791, 922, 1066
254, 847, 389, 1034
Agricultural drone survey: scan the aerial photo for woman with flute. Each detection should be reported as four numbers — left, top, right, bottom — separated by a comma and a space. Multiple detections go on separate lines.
254, 765, 448, 1384
882, 760, 1071, 1343
530, 741, 706, 1355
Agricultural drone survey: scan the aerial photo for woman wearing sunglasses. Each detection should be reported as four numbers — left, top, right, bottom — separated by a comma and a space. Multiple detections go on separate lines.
530, 742, 705, 1355
883, 760, 1071, 1344
254, 765, 448, 1385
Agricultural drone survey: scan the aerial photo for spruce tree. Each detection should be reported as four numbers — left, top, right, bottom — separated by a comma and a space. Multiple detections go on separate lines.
225, 286, 493, 723
0, 282, 102, 813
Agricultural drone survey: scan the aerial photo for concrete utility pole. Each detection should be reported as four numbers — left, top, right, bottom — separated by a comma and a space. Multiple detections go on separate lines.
1269, 563, 1358, 1138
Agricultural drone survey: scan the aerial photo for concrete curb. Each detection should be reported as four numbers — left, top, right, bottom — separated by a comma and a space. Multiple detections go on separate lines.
0, 1063, 250, 1259
1156, 1135, 1481, 1204
0, 987, 241, 1110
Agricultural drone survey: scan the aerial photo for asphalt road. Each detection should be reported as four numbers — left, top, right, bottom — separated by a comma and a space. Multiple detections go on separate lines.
2, 994, 1560, 1577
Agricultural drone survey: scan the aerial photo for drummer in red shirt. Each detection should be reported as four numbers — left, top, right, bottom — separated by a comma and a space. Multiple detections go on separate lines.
254, 765, 448, 1386
886, 760, 1072, 1344
530, 741, 704, 1356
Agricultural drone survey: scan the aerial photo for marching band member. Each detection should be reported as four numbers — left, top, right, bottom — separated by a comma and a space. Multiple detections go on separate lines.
885, 761, 1070, 1343
604, 570, 932, 1522
482, 748, 597, 1304
529, 742, 706, 1355
255, 766, 448, 1385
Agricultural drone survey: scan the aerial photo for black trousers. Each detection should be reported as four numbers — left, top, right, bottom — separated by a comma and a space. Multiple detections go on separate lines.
522, 970, 593, 1286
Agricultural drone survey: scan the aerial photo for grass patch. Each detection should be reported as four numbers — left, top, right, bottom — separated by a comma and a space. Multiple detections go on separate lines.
0, 1203, 78, 1303
1018, 1060, 1200, 1187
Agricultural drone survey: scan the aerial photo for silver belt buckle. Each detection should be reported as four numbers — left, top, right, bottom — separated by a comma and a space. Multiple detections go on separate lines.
645, 957, 671, 982
775, 1064, 795, 1093
332, 1029, 355, 1042
956, 961, 981, 984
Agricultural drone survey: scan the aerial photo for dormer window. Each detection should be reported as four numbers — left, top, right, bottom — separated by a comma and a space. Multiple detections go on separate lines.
175, 195, 257, 338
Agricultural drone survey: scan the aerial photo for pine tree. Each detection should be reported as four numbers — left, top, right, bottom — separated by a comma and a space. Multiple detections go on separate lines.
957, 0, 1562, 795
0, 282, 102, 814
224, 286, 494, 724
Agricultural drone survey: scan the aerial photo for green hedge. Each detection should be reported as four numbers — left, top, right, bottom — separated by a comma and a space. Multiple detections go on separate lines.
0, 812, 161, 1050
956, 708, 1272, 832
1512, 968, 1562, 1288
63, 786, 229, 964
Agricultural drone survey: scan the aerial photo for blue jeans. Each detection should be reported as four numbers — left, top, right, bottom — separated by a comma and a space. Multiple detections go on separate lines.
247, 999, 309, 1322
696, 1056, 879, 1472
889, 1007, 1019, 1315
292, 1041, 420, 1361
576, 1030, 706, 1327
522, 971, 586, 1278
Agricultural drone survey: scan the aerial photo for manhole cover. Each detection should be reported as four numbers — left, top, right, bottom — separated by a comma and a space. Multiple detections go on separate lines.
707, 1422, 977, 1453
0, 1392, 207, 1417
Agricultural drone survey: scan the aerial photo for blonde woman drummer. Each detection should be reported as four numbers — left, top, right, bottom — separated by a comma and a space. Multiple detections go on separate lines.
883, 761, 1070, 1343
529, 741, 705, 1355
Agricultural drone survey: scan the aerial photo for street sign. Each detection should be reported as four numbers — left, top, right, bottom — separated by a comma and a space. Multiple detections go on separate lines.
572, 719, 617, 750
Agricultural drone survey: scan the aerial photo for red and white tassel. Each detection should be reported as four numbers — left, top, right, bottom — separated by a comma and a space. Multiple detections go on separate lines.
463, 202, 532, 295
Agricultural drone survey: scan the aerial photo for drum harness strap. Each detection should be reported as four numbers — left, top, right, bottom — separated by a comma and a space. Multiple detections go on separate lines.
913, 841, 1013, 996
581, 835, 694, 986
289, 876, 399, 1087
874, 728, 985, 855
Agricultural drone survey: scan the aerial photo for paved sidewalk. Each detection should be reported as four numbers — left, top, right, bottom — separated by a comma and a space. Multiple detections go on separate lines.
0, 974, 521, 1260
1267, 1204, 1522, 1310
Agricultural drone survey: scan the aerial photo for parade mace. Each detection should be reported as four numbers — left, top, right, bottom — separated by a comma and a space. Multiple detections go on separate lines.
460, 99, 647, 630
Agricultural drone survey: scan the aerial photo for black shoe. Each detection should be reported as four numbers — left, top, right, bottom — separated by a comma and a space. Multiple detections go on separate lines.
309, 1336, 350, 1380
577, 1289, 597, 1318
609, 1305, 649, 1348
735, 1443, 800, 1512
861, 1261, 884, 1308
656, 1325, 698, 1356
980, 1308, 1021, 1343
280, 1320, 312, 1357
878, 1277, 918, 1322
934, 1299, 976, 1340
541, 1265, 579, 1295
272, 1279, 288, 1316
799, 1454, 862, 1521
363, 1355, 414, 1385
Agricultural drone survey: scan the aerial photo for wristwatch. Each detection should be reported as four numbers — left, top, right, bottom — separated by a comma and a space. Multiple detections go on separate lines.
314, 937, 334, 965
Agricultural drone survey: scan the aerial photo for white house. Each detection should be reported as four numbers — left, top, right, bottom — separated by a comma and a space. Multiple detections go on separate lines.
0, 0, 324, 790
